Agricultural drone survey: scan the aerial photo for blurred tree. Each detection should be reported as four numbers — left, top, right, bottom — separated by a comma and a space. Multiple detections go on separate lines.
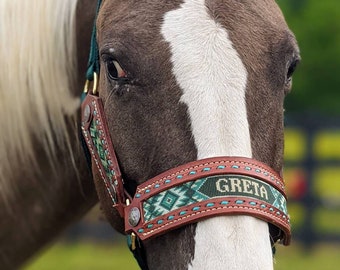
277, 0, 340, 115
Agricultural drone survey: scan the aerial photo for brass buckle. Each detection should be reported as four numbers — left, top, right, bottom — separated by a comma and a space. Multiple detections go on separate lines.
83, 72, 98, 95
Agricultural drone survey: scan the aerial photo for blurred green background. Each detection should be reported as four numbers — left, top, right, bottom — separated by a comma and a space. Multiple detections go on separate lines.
24, 0, 340, 269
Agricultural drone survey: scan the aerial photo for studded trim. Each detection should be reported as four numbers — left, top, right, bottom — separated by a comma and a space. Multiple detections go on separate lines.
81, 93, 125, 216
125, 157, 291, 245
81, 92, 291, 246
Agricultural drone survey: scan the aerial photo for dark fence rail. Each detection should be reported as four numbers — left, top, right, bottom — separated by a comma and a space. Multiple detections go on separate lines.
285, 113, 340, 248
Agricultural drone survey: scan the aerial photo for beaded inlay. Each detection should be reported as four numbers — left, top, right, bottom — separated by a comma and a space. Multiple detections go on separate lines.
143, 174, 287, 223
81, 99, 118, 205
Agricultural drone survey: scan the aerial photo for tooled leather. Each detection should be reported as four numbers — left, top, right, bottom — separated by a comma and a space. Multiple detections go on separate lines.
124, 157, 290, 245
127, 197, 290, 245
81, 93, 126, 216
81, 93, 291, 246
132, 157, 286, 199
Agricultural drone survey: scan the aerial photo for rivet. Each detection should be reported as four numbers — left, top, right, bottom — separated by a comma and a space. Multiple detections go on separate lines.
128, 207, 141, 227
83, 105, 91, 122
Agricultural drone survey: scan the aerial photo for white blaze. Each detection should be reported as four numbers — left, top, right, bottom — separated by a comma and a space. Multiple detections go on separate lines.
161, 0, 273, 269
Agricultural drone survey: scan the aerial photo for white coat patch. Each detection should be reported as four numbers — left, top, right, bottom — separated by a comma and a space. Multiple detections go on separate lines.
161, 0, 273, 269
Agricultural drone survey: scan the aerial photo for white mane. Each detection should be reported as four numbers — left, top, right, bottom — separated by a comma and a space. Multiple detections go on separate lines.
0, 0, 80, 201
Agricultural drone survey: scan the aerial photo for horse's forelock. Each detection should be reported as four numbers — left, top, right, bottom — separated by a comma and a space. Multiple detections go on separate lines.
0, 0, 79, 201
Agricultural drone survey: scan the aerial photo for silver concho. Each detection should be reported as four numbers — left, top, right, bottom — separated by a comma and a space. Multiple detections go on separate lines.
128, 207, 141, 227
83, 104, 91, 123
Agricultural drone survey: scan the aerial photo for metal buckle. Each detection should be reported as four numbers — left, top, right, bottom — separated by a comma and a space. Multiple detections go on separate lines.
83, 72, 98, 95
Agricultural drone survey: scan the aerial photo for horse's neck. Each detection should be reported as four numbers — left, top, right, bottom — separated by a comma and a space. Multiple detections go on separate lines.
0, 139, 97, 270
0, 0, 97, 268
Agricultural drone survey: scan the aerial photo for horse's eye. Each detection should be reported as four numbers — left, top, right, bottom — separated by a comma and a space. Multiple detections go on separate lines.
106, 59, 126, 80
286, 59, 299, 82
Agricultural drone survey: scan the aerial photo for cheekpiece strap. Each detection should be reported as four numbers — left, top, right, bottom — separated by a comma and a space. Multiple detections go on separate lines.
81, 92, 126, 216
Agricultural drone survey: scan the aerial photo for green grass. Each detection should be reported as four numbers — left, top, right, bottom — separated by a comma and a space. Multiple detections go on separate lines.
24, 242, 139, 270
276, 243, 340, 270
24, 242, 340, 270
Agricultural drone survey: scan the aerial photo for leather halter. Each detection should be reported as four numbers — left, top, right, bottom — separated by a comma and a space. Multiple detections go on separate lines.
80, 89, 291, 246
81, 2, 290, 268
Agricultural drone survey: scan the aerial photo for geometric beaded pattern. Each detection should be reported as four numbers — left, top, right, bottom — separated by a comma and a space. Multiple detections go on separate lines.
82, 99, 118, 205
89, 117, 116, 187
143, 175, 287, 223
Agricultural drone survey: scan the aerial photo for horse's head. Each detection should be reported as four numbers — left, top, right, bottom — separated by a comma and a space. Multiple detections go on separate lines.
89, 0, 300, 269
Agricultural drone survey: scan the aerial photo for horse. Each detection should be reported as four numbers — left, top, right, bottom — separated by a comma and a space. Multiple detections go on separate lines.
0, 0, 300, 269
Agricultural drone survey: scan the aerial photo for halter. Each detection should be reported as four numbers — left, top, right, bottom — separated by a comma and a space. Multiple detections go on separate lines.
81, 1, 291, 268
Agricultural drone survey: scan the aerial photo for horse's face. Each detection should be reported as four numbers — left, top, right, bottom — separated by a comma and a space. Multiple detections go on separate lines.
96, 0, 299, 269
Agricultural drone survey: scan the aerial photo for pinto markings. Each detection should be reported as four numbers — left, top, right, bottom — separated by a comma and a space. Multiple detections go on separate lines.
162, 0, 273, 269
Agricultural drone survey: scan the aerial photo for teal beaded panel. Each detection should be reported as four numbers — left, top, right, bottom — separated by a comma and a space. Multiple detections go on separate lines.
143, 175, 287, 222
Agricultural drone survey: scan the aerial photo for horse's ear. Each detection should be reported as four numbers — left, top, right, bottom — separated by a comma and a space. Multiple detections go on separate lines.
92, 169, 125, 234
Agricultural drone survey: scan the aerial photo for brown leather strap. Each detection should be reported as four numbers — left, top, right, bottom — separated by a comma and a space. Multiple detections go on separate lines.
81, 93, 126, 216
81, 92, 291, 246
124, 157, 290, 245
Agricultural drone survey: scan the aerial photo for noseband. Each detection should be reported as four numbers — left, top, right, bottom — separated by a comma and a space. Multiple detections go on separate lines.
80, 1, 291, 268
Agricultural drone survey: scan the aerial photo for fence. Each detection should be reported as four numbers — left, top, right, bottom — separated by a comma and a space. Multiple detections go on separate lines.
284, 113, 340, 248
